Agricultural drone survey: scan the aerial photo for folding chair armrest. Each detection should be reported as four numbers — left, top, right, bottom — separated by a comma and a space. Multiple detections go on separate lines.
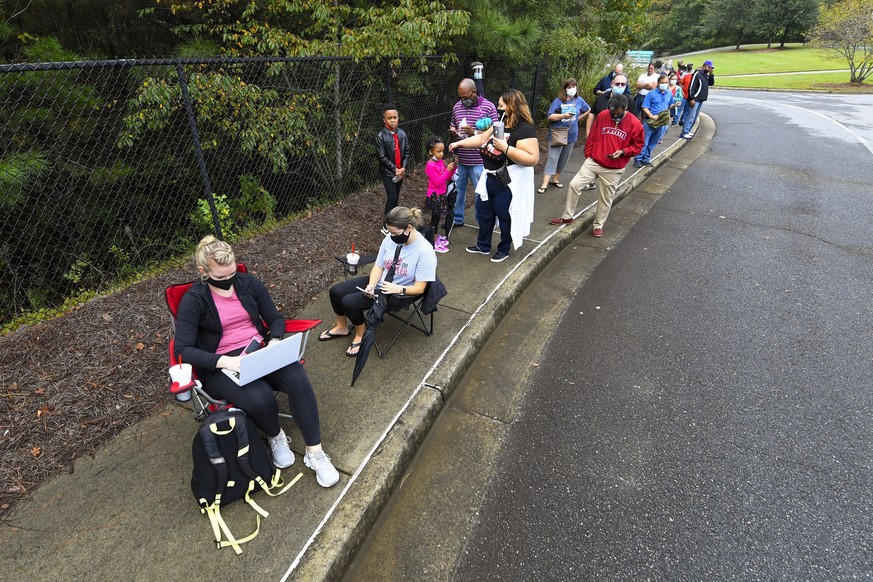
335, 254, 377, 268
284, 319, 322, 334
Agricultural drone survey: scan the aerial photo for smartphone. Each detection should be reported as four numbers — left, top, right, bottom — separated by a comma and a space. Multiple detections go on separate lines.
244, 337, 262, 354
356, 286, 375, 297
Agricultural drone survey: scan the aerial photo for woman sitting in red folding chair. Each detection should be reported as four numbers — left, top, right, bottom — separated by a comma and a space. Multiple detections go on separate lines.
174, 235, 339, 488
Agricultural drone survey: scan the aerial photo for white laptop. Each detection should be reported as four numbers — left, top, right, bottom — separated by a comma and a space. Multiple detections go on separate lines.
221, 333, 303, 386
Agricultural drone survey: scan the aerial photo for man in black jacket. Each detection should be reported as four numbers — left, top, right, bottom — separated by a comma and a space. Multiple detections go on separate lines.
681, 60, 715, 139
593, 63, 624, 96
376, 104, 412, 225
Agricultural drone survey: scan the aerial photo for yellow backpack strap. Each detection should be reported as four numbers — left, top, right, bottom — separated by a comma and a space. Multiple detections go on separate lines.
254, 469, 303, 497
200, 481, 266, 555
201, 498, 246, 555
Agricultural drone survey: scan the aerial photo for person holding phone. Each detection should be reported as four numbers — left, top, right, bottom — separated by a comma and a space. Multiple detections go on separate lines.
320, 206, 437, 357
549, 93, 643, 237
449, 88, 539, 263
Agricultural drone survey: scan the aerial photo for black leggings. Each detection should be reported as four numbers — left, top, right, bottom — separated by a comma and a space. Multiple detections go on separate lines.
201, 361, 321, 445
430, 189, 458, 236
328, 276, 402, 326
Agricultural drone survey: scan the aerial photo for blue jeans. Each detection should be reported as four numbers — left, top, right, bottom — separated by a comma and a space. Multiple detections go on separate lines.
682, 100, 702, 135
475, 175, 513, 255
453, 163, 484, 225
672, 100, 684, 124
636, 122, 667, 164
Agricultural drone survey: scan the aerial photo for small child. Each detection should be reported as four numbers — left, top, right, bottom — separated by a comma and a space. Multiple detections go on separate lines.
669, 73, 684, 126
424, 136, 456, 253
376, 103, 411, 234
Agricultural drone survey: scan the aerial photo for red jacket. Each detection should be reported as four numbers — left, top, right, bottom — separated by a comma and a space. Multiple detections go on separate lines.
680, 72, 693, 100
585, 109, 644, 169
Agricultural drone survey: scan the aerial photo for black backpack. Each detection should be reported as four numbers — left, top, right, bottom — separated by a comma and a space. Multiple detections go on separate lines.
191, 408, 301, 554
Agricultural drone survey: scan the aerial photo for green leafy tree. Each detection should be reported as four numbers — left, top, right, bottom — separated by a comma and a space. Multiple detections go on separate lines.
706, 0, 749, 50
647, 0, 713, 55
125, 0, 469, 189
754, 0, 819, 48
807, 0, 873, 83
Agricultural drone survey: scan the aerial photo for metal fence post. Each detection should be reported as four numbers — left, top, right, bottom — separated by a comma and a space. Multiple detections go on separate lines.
175, 63, 223, 240
531, 60, 542, 122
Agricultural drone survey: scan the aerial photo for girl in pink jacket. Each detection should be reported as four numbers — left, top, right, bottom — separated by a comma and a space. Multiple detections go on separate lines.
424, 136, 457, 253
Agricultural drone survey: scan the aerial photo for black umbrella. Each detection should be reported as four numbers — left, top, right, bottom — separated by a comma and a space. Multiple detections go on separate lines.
351, 244, 402, 386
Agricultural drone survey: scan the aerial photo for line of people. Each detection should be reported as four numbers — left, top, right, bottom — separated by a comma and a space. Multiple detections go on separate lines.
372, 60, 713, 254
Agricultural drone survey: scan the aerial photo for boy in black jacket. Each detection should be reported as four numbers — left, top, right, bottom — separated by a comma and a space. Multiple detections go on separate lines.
375, 104, 411, 229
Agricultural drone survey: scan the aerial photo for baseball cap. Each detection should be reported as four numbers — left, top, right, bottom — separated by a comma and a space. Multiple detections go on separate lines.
703, 60, 714, 68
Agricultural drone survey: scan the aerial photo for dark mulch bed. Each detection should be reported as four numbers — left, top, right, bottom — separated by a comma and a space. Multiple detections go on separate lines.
0, 129, 557, 518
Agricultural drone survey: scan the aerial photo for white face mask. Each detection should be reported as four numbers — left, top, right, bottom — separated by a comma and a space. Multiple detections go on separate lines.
566, 87, 577, 98
669, 80, 677, 86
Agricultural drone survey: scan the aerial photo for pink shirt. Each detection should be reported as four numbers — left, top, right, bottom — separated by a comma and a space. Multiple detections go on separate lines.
425, 159, 455, 197
212, 288, 262, 355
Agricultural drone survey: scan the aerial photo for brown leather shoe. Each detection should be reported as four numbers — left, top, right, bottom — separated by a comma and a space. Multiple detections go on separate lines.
549, 217, 573, 225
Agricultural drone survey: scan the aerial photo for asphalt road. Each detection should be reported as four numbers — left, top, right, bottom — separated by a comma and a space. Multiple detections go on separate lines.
453, 91, 873, 580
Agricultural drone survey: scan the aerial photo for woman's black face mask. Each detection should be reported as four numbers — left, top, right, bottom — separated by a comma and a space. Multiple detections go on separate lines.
390, 228, 410, 245
207, 276, 234, 290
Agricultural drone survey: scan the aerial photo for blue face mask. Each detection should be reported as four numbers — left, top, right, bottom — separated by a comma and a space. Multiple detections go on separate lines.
612, 85, 626, 95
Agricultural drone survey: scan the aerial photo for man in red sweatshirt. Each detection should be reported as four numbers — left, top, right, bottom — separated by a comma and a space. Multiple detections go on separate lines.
550, 94, 643, 237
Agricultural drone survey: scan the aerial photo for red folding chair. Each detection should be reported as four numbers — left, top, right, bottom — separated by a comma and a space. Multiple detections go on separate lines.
164, 263, 321, 421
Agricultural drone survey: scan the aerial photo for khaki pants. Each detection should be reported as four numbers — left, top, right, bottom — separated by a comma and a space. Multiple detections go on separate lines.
561, 157, 624, 229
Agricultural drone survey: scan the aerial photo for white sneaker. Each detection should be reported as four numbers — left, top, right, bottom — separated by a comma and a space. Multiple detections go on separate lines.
268, 429, 295, 469
304, 449, 340, 487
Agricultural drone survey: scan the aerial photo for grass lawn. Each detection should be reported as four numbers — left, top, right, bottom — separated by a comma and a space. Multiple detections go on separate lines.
674, 44, 846, 76
718, 72, 873, 91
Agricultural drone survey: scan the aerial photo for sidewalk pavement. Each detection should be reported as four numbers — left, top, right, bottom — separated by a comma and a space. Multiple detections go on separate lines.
0, 118, 708, 582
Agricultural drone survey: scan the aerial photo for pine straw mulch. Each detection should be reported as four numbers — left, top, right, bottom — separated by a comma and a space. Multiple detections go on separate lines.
0, 131, 556, 520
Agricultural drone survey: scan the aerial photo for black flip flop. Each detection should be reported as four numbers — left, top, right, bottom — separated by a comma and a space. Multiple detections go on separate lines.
346, 342, 362, 357
318, 329, 350, 342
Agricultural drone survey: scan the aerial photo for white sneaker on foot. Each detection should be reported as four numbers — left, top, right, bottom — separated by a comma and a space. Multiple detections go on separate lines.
268, 429, 295, 469
304, 449, 340, 487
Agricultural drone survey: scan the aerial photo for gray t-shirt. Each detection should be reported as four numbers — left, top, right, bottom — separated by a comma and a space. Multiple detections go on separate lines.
376, 233, 437, 288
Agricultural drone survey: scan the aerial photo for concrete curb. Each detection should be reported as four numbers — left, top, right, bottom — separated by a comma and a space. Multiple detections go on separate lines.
289, 114, 713, 581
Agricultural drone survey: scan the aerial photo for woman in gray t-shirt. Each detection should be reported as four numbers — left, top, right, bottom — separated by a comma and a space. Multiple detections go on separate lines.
320, 207, 437, 357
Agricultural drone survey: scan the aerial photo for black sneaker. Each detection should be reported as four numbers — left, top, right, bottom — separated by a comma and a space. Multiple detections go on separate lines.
465, 245, 489, 255
490, 251, 510, 263
633, 159, 642, 168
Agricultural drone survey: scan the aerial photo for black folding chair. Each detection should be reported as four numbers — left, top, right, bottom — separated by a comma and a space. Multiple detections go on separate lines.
375, 281, 437, 358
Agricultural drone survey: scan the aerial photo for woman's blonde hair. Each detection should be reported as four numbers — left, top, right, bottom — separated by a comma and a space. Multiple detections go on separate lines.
500, 89, 534, 129
195, 235, 235, 282
385, 206, 423, 229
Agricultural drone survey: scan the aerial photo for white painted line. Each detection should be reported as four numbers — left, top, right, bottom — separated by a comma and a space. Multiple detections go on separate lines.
782, 102, 873, 157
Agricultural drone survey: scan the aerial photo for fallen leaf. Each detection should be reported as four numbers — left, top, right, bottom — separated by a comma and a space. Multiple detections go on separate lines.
135, 342, 145, 350
101, 313, 112, 323
31, 447, 41, 457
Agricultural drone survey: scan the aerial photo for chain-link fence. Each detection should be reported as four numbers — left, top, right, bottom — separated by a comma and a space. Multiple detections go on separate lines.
0, 54, 545, 332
